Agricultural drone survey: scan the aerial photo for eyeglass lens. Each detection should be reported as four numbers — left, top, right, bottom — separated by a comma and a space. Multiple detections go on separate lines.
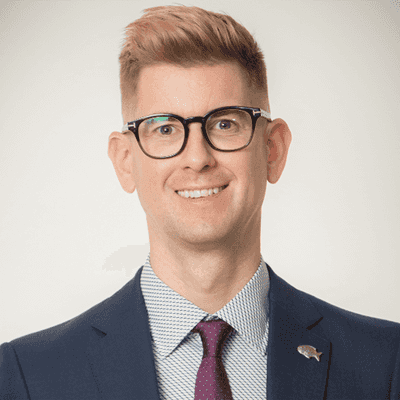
138, 109, 252, 158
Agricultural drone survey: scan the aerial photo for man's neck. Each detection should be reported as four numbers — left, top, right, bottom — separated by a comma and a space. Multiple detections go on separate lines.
148, 233, 261, 314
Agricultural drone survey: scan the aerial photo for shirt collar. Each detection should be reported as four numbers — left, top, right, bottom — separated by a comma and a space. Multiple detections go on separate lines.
140, 253, 270, 358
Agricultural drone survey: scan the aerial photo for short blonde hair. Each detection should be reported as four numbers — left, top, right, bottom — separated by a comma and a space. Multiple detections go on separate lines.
119, 5, 269, 117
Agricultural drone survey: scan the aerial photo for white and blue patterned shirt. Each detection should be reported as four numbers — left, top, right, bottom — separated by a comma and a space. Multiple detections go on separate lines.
140, 253, 270, 400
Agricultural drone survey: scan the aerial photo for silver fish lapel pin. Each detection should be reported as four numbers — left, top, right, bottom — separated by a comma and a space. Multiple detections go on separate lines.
297, 345, 322, 361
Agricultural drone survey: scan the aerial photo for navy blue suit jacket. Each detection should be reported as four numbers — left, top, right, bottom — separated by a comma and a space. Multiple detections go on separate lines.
1, 263, 400, 399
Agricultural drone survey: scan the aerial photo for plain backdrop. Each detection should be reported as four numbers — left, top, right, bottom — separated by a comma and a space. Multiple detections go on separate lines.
1, 0, 399, 344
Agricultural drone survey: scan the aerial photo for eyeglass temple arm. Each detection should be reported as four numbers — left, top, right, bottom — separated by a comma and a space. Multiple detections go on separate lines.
260, 109, 272, 121
121, 122, 132, 132
121, 109, 272, 132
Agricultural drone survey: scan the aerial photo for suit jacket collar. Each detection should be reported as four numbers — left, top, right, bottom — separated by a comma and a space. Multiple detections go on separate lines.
86, 267, 160, 400
86, 264, 331, 400
266, 264, 331, 399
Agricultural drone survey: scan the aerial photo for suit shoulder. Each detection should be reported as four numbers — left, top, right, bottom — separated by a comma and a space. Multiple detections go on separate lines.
270, 267, 400, 334
7, 270, 142, 353
8, 296, 108, 352
302, 288, 400, 333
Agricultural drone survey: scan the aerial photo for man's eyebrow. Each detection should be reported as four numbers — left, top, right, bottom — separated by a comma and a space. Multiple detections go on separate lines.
143, 107, 236, 117
141, 111, 177, 117
145, 116, 171, 124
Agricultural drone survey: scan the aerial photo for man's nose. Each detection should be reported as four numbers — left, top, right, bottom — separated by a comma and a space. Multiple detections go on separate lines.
180, 122, 216, 170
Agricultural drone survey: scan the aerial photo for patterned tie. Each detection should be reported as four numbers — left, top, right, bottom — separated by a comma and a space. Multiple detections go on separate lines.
192, 319, 234, 400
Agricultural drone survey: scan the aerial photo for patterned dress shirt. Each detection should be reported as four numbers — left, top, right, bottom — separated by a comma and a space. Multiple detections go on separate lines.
140, 253, 270, 400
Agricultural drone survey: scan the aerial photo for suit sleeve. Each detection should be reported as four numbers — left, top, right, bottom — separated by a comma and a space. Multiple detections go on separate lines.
0, 342, 30, 400
391, 337, 400, 400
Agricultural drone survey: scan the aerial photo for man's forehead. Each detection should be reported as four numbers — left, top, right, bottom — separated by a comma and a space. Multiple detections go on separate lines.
129, 63, 256, 120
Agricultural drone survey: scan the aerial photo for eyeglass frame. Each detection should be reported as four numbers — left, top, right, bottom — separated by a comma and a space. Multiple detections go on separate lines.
121, 106, 272, 159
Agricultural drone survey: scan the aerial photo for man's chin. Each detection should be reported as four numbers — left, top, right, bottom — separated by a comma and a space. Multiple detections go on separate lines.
169, 225, 233, 249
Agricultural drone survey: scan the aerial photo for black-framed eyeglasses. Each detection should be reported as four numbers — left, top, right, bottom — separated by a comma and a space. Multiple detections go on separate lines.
121, 106, 272, 159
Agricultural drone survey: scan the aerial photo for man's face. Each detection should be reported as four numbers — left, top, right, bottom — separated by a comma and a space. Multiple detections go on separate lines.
124, 63, 270, 248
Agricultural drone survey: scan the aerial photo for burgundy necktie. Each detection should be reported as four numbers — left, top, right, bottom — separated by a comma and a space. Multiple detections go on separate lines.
191, 319, 234, 400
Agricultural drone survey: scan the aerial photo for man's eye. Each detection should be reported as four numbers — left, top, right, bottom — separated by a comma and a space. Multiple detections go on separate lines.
156, 125, 174, 135
217, 120, 233, 129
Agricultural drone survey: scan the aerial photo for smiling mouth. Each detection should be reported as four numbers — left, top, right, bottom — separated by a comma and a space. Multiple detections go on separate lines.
175, 184, 229, 199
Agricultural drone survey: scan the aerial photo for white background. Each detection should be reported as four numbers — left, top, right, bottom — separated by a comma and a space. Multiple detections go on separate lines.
1, 0, 399, 344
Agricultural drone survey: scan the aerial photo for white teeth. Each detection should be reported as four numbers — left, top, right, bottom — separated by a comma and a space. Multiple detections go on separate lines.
177, 185, 227, 199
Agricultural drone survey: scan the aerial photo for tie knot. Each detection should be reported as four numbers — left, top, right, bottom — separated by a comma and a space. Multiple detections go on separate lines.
192, 319, 233, 358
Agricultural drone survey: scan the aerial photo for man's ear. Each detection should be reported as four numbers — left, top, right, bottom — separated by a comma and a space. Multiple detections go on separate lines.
108, 131, 136, 193
265, 118, 292, 184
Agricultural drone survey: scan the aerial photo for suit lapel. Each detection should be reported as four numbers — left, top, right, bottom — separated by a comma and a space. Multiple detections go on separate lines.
86, 267, 160, 400
84, 263, 332, 399
266, 265, 331, 399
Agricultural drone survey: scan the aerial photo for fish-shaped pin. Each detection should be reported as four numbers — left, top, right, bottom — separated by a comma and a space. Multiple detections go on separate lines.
297, 345, 322, 361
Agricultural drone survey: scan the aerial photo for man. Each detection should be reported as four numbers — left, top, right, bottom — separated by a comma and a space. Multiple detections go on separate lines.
1, 4, 399, 400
